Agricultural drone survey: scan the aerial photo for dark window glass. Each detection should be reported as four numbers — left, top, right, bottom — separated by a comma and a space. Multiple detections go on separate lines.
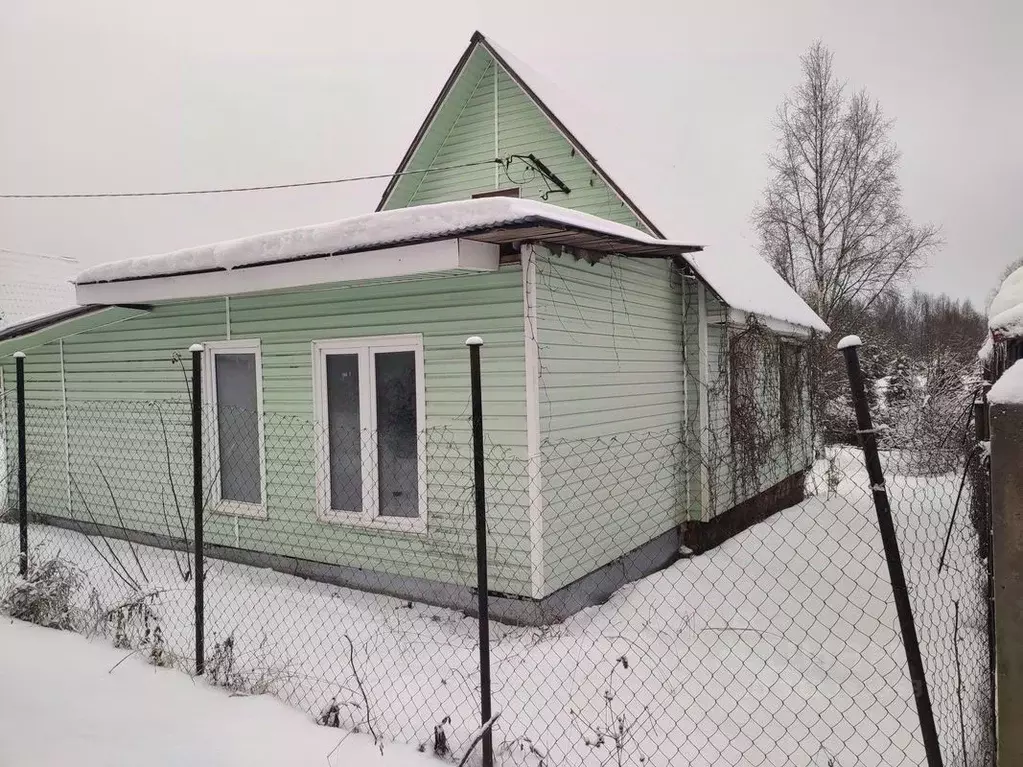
326, 354, 362, 512
215, 353, 261, 504
374, 351, 418, 518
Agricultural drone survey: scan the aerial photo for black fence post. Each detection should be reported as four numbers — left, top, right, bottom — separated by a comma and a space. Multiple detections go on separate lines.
190, 343, 205, 676
839, 335, 944, 767
466, 335, 493, 767
14, 351, 27, 577
975, 385, 997, 763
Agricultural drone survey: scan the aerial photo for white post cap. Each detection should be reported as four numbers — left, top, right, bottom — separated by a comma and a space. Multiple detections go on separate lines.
836, 335, 862, 351
188, 343, 204, 353
464, 336, 484, 347
12, 351, 25, 359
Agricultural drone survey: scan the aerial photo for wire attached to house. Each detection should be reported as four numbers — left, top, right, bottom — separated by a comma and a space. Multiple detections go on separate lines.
0, 159, 503, 199
0, 247, 79, 263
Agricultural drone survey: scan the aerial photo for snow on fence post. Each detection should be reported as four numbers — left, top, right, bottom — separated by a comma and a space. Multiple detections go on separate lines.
465, 335, 494, 767
839, 335, 944, 767
189, 343, 205, 676
14, 351, 27, 577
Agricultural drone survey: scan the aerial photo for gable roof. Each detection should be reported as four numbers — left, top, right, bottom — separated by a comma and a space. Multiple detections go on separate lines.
375, 31, 664, 237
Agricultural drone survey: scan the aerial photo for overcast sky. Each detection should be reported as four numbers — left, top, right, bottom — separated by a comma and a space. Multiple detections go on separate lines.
1, 0, 1020, 310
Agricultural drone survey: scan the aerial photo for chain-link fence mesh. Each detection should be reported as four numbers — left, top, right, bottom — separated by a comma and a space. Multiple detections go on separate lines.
0, 388, 994, 766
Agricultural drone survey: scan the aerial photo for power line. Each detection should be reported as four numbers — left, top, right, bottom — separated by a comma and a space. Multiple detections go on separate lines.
0, 247, 79, 263
0, 159, 501, 200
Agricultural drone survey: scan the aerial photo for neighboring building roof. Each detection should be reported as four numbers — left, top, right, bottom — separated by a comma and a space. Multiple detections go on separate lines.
988, 264, 1023, 337
0, 250, 79, 330
989, 359, 1023, 405
75, 197, 701, 287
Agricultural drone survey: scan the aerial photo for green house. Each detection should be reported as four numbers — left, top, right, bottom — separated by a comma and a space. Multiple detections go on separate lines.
0, 32, 827, 623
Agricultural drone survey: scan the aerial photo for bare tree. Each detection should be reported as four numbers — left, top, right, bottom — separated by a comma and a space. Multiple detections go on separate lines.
754, 42, 941, 436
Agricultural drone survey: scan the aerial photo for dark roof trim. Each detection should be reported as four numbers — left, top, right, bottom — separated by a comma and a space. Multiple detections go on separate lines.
0, 306, 104, 344
375, 31, 666, 239
0, 304, 152, 344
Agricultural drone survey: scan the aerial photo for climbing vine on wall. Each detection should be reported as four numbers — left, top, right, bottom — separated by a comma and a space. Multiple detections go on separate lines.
725, 318, 783, 500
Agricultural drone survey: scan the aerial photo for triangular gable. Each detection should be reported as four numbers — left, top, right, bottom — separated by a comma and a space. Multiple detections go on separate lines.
375, 31, 664, 238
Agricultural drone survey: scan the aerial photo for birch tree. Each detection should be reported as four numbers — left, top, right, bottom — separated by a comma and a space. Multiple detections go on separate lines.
754, 42, 940, 436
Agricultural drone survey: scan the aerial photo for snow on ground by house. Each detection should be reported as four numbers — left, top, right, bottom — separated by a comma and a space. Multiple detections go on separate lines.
1, 448, 988, 766
988, 359, 1023, 404
0, 617, 437, 767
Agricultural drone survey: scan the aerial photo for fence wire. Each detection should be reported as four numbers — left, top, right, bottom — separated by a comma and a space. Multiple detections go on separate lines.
0, 394, 994, 766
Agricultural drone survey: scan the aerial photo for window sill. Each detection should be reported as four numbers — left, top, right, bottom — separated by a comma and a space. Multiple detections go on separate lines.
212, 501, 269, 520
316, 510, 427, 536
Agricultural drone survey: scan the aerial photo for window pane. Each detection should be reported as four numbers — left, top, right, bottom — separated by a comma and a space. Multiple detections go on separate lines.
214, 353, 261, 504
326, 354, 362, 512
375, 351, 418, 518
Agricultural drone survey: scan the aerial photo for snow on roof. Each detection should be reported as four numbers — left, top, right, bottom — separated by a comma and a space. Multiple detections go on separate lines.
75, 196, 826, 331
481, 35, 668, 238
989, 359, 1023, 404
483, 35, 829, 333
76, 197, 697, 285
0, 251, 79, 329
689, 248, 830, 333
988, 264, 1023, 336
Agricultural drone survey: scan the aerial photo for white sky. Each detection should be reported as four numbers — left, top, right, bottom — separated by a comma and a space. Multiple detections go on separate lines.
1, 0, 1020, 309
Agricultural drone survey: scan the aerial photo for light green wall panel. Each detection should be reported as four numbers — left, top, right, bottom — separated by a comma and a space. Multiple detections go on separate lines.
534, 249, 686, 592
3, 269, 535, 596
385, 53, 652, 234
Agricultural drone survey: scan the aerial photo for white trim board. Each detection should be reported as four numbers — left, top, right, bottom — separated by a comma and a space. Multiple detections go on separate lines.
697, 283, 711, 518
77, 239, 500, 306
522, 245, 544, 598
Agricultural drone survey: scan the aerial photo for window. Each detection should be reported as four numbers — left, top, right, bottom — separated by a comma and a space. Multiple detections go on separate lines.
204, 340, 266, 517
779, 343, 803, 435
312, 335, 426, 531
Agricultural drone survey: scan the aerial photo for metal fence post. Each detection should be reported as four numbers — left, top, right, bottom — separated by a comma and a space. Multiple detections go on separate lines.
466, 336, 493, 767
839, 335, 944, 767
14, 351, 27, 577
189, 343, 205, 676
975, 385, 997, 763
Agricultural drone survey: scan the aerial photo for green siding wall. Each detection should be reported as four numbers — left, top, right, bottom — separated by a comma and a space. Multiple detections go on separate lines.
2, 270, 535, 596
385, 54, 651, 233
534, 249, 686, 593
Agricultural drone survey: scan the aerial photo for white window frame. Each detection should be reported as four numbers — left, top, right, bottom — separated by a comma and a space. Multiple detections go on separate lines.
203, 339, 267, 519
312, 334, 427, 534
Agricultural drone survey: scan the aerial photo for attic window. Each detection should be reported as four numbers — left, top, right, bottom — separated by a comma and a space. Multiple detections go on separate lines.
472, 188, 520, 199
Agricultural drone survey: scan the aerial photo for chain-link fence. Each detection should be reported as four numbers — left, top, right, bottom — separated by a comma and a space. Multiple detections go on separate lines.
0, 364, 994, 766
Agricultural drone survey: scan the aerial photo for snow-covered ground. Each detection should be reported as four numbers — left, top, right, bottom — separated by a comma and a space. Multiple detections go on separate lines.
1, 447, 990, 767
0, 617, 437, 766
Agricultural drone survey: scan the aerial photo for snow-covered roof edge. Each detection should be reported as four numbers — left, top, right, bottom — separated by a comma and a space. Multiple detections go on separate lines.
75, 196, 828, 332
75, 198, 697, 285
987, 264, 1023, 337
989, 359, 1023, 404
